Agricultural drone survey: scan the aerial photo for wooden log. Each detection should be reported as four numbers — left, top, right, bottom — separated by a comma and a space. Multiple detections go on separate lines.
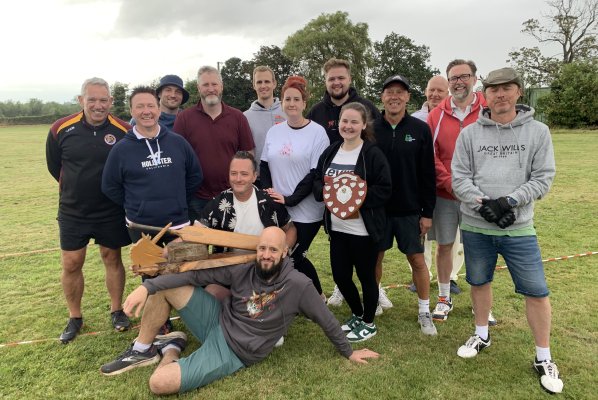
175, 226, 259, 251
166, 242, 209, 262
131, 252, 257, 276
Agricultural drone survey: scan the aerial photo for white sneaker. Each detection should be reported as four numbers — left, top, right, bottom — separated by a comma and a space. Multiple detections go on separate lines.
378, 285, 393, 309
471, 308, 498, 326
375, 303, 383, 316
533, 358, 563, 394
418, 312, 437, 336
327, 285, 344, 306
457, 334, 491, 358
274, 336, 284, 348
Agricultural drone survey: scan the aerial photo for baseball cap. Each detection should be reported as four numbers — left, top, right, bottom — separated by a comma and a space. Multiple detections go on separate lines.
382, 74, 411, 92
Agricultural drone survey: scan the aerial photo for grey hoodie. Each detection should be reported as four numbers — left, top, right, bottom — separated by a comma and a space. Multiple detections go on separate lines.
451, 105, 555, 231
244, 99, 286, 164
142, 257, 352, 366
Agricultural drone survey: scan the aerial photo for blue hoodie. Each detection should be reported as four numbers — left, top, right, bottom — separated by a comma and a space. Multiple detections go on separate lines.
102, 125, 203, 226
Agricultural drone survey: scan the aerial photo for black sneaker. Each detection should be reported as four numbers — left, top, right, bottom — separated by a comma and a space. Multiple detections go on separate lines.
111, 310, 131, 332
100, 344, 160, 376
450, 280, 462, 295
60, 317, 83, 344
157, 318, 173, 335
153, 331, 187, 356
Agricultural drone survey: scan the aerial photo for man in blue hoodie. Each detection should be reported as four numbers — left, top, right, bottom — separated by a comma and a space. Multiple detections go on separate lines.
452, 68, 562, 394
102, 87, 203, 232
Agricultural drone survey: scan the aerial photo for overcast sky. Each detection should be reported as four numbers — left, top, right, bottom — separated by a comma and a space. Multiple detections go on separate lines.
1, 0, 560, 103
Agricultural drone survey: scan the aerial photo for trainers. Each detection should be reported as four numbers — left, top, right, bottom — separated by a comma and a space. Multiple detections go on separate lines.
153, 331, 187, 355
346, 321, 377, 342
327, 285, 344, 306
471, 308, 498, 326
375, 303, 383, 316
274, 336, 284, 348
100, 344, 160, 376
457, 334, 491, 358
157, 318, 173, 335
533, 358, 564, 394
59, 317, 83, 344
341, 314, 363, 333
111, 310, 130, 332
432, 296, 453, 322
378, 285, 393, 309
450, 280, 462, 295
418, 312, 437, 336
408, 282, 417, 293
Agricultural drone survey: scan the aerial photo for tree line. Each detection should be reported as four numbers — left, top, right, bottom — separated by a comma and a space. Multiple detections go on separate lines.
2, 2, 596, 128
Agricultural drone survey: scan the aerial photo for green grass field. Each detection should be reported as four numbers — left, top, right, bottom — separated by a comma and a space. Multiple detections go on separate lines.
0, 125, 596, 399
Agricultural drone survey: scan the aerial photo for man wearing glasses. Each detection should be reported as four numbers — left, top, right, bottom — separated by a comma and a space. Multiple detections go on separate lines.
426, 60, 492, 324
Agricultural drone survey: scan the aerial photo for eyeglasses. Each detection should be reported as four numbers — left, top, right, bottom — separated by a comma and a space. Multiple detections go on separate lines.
448, 74, 472, 83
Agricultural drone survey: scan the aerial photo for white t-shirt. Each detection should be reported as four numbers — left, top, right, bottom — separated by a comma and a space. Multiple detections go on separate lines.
325, 144, 368, 236
233, 190, 264, 236
262, 121, 330, 223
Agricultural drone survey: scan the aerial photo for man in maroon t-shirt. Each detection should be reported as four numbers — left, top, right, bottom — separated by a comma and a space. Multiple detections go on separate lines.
174, 65, 255, 222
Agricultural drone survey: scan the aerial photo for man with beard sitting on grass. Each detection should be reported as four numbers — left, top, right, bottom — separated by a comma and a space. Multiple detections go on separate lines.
100, 227, 379, 395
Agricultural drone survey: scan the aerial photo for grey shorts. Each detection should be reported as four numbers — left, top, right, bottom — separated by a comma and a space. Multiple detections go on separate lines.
428, 197, 461, 245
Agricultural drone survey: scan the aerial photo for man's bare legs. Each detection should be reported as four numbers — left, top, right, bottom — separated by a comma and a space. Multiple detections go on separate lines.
99, 246, 126, 312
61, 248, 87, 318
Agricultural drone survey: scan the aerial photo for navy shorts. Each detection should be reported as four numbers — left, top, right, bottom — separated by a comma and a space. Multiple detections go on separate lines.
380, 215, 424, 255
58, 217, 131, 251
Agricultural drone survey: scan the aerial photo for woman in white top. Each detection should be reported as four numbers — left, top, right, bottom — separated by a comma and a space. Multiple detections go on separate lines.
260, 76, 330, 297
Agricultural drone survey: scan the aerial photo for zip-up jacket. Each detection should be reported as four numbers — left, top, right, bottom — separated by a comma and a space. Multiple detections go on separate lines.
101, 126, 203, 227
46, 112, 130, 222
426, 93, 486, 200
374, 112, 436, 218
143, 257, 353, 366
307, 87, 381, 144
313, 140, 391, 243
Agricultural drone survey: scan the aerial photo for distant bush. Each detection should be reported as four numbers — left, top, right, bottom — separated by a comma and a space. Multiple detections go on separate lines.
0, 114, 68, 125
538, 60, 598, 128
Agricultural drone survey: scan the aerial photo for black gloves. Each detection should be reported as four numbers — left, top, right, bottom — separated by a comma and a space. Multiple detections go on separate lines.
496, 210, 516, 229
479, 197, 516, 229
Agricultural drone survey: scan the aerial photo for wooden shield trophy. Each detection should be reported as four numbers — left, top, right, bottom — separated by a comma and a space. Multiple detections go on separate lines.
323, 172, 367, 220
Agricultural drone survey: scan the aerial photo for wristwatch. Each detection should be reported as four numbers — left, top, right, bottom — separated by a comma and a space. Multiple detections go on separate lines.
506, 196, 518, 207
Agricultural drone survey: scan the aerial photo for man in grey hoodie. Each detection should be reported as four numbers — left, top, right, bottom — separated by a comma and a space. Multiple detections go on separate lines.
100, 227, 378, 395
244, 66, 286, 185
452, 67, 562, 394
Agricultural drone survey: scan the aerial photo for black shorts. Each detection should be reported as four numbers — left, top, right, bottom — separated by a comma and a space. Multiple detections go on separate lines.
380, 215, 424, 255
58, 217, 131, 251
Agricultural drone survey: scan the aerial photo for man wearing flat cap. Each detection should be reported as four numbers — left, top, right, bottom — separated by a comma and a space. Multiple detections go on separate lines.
451, 67, 562, 394
373, 74, 438, 336
131, 74, 190, 130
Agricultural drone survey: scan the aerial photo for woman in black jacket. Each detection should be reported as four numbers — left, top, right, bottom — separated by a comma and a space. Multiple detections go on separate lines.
313, 102, 392, 342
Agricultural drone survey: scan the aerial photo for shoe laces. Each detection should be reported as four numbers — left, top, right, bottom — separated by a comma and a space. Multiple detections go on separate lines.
542, 360, 559, 378
419, 313, 433, 326
466, 335, 482, 347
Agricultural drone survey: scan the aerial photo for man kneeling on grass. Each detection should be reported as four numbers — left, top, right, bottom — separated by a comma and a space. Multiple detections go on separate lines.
100, 227, 378, 395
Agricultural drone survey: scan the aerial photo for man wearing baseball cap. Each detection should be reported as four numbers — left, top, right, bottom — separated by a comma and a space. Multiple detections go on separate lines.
452, 67, 562, 394
374, 74, 437, 335
131, 74, 190, 129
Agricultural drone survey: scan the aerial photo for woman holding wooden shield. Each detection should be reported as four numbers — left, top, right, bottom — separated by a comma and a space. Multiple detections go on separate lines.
313, 102, 392, 342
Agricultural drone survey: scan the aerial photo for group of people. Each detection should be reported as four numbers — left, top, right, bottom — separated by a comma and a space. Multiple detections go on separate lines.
45, 56, 562, 395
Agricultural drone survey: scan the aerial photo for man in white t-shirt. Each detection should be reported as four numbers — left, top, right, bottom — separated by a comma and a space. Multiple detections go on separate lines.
197, 151, 296, 249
